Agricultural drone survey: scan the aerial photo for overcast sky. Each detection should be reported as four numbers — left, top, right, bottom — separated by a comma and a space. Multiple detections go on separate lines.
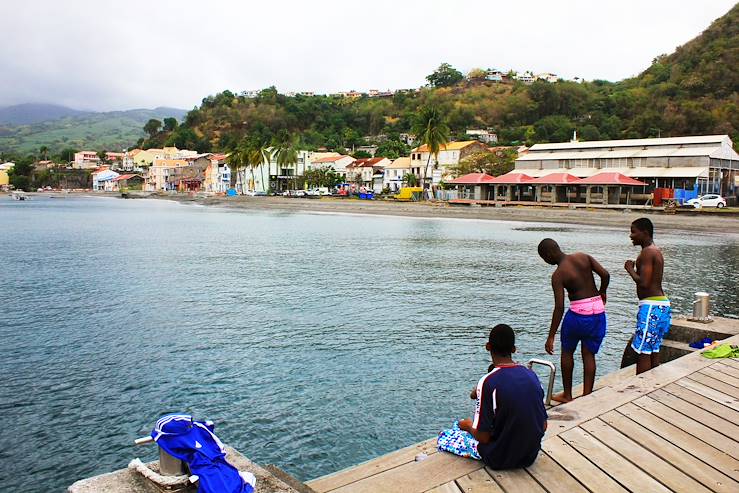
0, 0, 735, 112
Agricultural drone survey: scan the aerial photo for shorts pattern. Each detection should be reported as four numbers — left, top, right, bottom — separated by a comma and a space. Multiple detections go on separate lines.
632, 302, 672, 354
437, 421, 481, 460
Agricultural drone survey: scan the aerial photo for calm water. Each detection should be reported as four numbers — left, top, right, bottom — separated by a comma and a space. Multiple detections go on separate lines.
1, 196, 738, 492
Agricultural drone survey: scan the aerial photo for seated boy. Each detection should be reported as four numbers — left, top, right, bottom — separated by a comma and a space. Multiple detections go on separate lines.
458, 324, 548, 469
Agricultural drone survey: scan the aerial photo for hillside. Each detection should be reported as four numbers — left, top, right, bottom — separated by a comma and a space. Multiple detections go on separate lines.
0, 103, 90, 125
0, 107, 187, 155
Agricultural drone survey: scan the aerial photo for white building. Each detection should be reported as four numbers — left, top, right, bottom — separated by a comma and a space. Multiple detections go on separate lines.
515, 71, 535, 84
91, 168, 120, 191
73, 151, 100, 169
383, 157, 411, 192
536, 73, 559, 83
466, 129, 498, 144
410, 141, 489, 183
514, 134, 739, 198
308, 154, 355, 176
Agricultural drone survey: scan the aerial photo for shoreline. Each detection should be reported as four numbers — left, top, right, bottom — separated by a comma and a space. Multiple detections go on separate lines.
151, 193, 739, 235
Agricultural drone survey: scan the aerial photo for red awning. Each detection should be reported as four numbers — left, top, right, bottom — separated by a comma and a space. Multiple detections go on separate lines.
449, 173, 496, 185
578, 172, 647, 186
488, 172, 534, 184
527, 173, 583, 185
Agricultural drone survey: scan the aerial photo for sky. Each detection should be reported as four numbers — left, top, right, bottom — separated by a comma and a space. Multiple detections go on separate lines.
0, 0, 735, 112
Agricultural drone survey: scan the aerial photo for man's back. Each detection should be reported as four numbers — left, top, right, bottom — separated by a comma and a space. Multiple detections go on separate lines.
635, 245, 665, 299
557, 253, 599, 301
475, 365, 547, 469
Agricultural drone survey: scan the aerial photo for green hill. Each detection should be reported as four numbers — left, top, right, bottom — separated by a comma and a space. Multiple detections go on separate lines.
148, 3, 736, 154
0, 107, 187, 155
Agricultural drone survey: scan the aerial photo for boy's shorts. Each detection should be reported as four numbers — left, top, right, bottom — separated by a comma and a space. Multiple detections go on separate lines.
632, 299, 672, 354
561, 310, 607, 354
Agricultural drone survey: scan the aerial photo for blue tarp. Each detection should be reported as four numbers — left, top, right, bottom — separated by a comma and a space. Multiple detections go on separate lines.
226, 189, 237, 197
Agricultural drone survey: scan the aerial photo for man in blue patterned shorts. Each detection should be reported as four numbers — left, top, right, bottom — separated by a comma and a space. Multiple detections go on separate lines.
624, 217, 671, 374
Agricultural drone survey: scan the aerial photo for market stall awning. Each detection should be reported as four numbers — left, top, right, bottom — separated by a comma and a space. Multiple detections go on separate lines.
488, 172, 534, 184
527, 173, 583, 184
578, 172, 647, 186
448, 173, 496, 184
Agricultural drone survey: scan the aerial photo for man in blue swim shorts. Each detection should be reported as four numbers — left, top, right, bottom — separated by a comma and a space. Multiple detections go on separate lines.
539, 239, 610, 403
625, 218, 671, 374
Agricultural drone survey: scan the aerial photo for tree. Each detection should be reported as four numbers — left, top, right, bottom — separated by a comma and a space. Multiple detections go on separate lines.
144, 119, 162, 138
39, 146, 49, 161
402, 172, 419, 187
467, 68, 488, 80
412, 106, 450, 192
97, 150, 108, 163
227, 145, 246, 192
273, 131, 299, 190
450, 149, 517, 177
163, 117, 179, 132
8, 156, 34, 190
59, 148, 78, 163
375, 139, 410, 160
352, 150, 372, 159
426, 63, 464, 88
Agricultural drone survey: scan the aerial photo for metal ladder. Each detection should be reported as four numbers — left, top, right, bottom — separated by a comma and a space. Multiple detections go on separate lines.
527, 358, 556, 406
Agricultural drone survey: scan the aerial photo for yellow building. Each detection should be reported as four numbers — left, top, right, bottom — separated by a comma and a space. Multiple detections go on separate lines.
0, 162, 14, 188
146, 158, 189, 191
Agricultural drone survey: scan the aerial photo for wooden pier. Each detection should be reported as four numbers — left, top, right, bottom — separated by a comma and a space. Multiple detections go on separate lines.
307, 333, 739, 493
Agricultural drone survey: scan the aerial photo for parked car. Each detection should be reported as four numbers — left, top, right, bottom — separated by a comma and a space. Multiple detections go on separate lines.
245, 190, 267, 196
686, 194, 727, 208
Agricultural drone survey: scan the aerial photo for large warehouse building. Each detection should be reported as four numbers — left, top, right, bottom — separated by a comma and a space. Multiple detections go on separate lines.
514, 135, 738, 200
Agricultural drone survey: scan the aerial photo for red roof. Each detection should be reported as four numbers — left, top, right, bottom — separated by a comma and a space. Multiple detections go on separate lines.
354, 157, 386, 167
527, 173, 583, 184
112, 174, 141, 181
449, 172, 496, 184
578, 172, 647, 186
488, 172, 533, 184
313, 155, 350, 163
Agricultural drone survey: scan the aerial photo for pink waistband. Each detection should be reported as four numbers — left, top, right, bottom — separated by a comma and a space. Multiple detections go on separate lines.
569, 295, 605, 316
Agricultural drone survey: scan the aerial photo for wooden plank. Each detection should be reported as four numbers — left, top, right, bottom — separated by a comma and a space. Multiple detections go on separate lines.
650, 388, 739, 439
329, 450, 484, 493
719, 358, 739, 370
425, 481, 463, 493
307, 438, 438, 492
688, 372, 739, 399
675, 377, 739, 412
542, 436, 627, 493
632, 395, 739, 459
486, 467, 545, 493
602, 409, 739, 493
701, 366, 739, 388
617, 403, 739, 481
662, 383, 739, 425
580, 418, 713, 493
714, 362, 739, 380
454, 469, 504, 493
561, 427, 672, 492
542, 337, 739, 440
525, 451, 588, 493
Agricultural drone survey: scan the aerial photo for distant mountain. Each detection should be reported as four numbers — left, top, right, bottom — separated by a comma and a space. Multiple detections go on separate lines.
0, 106, 188, 155
0, 103, 90, 125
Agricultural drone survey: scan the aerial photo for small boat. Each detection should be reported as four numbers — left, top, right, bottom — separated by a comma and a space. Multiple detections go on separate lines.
11, 191, 28, 201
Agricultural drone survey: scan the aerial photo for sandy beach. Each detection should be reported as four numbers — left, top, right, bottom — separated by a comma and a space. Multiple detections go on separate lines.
143, 193, 739, 235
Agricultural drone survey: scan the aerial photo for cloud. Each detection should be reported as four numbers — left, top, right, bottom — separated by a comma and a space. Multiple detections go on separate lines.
0, 0, 734, 111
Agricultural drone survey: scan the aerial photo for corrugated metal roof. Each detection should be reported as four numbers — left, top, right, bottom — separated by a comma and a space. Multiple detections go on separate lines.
528, 135, 731, 151
449, 173, 496, 184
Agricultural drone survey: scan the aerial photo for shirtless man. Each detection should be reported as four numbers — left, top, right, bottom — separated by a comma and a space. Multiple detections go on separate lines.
538, 239, 609, 403
624, 218, 671, 374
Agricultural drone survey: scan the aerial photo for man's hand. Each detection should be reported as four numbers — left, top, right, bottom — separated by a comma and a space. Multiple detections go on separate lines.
600, 292, 607, 305
545, 335, 555, 355
469, 387, 477, 400
624, 260, 635, 272
458, 418, 472, 432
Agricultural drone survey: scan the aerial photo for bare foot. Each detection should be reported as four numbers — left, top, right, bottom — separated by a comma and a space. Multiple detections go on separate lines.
551, 392, 574, 403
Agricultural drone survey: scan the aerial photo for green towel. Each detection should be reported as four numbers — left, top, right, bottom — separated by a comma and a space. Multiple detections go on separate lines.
701, 344, 739, 359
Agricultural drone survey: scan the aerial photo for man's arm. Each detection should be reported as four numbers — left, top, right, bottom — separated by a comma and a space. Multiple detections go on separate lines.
458, 418, 492, 443
546, 272, 565, 355
625, 251, 654, 290
589, 255, 610, 304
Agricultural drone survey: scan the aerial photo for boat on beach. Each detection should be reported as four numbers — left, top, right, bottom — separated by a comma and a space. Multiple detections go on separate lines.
11, 191, 28, 200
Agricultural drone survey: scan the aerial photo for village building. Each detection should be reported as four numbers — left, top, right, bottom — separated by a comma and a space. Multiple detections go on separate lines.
308, 154, 355, 177
91, 167, 120, 191
110, 174, 144, 192
203, 154, 231, 193
410, 140, 489, 184
0, 162, 14, 189
514, 134, 739, 201
466, 129, 498, 144
383, 157, 411, 192
145, 158, 190, 191
73, 151, 101, 169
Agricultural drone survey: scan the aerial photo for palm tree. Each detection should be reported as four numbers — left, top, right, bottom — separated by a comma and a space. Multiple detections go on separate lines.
412, 106, 450, 195
273, 133, 299, 191
39, 146, 49, 161
402, 172, 419, 187
227, 146, 245, 193
258, 144, 273, 194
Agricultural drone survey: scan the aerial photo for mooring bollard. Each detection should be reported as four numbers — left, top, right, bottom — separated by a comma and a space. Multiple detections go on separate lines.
689, 291, 713, 323
134, 435, 186, 476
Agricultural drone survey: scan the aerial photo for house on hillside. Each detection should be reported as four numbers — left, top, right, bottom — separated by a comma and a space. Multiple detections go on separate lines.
515, 71, 535, 84
309, 155, 355, 177
536, 73, 559, 83
410, 141, 489, 184
466, 129, 498, 144
73, 151, 100, 169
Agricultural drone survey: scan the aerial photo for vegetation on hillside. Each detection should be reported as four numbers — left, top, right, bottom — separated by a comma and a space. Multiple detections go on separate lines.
139, 4, 737, 157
